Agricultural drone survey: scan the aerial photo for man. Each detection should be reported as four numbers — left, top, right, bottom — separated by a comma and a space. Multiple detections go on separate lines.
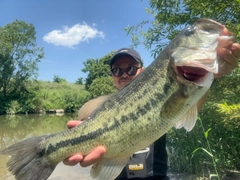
64, 28, 240, 179
65, 47, 169, 179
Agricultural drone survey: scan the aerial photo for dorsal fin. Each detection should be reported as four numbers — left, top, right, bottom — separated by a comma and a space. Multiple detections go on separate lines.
78, 93, 114, 120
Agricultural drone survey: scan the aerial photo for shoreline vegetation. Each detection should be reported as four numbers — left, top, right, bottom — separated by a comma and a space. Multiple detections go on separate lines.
1, 81, 91, 115
7, 108, 66, 115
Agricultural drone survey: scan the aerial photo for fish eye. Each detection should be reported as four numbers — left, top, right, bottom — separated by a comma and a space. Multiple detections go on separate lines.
184, 26, 195, 36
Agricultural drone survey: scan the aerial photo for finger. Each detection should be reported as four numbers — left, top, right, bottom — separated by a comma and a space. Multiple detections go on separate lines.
80, 146, 106, 167
67, 120, 82, 129
230, 43, 240, 60
217, 47, 238, 68
220, 27, 233, 36
63, 154, 83, 166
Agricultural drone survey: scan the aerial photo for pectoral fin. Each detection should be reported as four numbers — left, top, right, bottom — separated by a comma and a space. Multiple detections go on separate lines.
175, 104, 198, 132
91, 157, 129, 180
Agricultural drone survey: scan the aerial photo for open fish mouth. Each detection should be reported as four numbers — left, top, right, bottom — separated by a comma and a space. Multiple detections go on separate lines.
175, 64, 214, 88
177, 66, 208, 81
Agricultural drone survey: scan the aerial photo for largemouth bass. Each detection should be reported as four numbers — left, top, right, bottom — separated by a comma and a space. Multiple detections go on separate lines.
0, 19, 233, 180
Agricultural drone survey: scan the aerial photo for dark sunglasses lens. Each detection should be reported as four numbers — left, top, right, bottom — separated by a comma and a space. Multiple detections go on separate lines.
111, 68, 123, 77
127, 67, 138, 76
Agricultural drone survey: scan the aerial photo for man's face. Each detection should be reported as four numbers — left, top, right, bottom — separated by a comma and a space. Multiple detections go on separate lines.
111, 55, 143, 90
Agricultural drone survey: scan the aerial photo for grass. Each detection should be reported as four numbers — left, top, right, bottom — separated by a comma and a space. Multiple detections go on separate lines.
167, 103, 240, 179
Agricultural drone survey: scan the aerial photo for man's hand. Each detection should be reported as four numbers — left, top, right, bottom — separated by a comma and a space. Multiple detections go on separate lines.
197, 28, 239, 111
215, 28, 240, 78
63, 120, 106, 167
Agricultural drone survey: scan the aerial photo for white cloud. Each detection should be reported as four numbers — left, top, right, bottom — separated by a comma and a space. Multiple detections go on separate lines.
43, 22, 105, 48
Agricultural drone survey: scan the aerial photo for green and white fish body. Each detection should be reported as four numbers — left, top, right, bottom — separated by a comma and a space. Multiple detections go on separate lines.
0, 19, 233, 180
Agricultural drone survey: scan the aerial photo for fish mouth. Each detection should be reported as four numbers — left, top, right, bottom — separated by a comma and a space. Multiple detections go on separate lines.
177, 66, 208, 82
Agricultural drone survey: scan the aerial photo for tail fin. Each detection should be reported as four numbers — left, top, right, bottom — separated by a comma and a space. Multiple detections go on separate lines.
0, 135, 56, 180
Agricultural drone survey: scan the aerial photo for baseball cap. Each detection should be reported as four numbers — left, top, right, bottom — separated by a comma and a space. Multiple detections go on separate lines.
110, 48, 143, 68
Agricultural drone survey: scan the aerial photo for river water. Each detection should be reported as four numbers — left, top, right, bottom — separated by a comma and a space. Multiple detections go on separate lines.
0, 114, 92, 180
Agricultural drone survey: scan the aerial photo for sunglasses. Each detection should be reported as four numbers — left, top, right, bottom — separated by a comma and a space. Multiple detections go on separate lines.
110, 66, 142, 77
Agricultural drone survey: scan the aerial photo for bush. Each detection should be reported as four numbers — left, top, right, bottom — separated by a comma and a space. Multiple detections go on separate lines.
0, 80, 91, 114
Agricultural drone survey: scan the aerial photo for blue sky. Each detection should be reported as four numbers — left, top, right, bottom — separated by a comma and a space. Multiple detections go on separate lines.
0, 0, 155, 83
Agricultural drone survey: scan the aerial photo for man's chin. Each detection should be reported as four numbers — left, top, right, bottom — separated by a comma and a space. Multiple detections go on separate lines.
121, 81, 130, 84
119, 81, 131, 88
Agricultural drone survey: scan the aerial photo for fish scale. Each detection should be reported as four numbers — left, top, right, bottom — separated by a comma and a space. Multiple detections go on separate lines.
0, 19, 234, 180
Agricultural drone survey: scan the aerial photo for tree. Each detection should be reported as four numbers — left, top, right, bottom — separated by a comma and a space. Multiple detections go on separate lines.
53, 75, 67, 83
0, 54, 14, 98
82, 52, 114, 93
75, 77, 84, 85
88, 76, 116, 98
0, 20, 44, 112
126, 0, 240, 57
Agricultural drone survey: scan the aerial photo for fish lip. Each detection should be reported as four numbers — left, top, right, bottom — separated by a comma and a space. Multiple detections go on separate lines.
195, 18, 224, 27
194, 18, 225, 33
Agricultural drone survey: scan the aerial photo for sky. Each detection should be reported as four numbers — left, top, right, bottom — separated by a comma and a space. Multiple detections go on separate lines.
0, 0, 155, 83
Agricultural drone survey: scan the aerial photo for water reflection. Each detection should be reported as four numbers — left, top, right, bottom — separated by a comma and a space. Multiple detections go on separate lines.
0, 113, 93, 180
0, 114, 76, 149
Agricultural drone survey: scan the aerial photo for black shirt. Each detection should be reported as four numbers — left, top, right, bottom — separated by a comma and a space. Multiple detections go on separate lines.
115, 134, 168, 179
